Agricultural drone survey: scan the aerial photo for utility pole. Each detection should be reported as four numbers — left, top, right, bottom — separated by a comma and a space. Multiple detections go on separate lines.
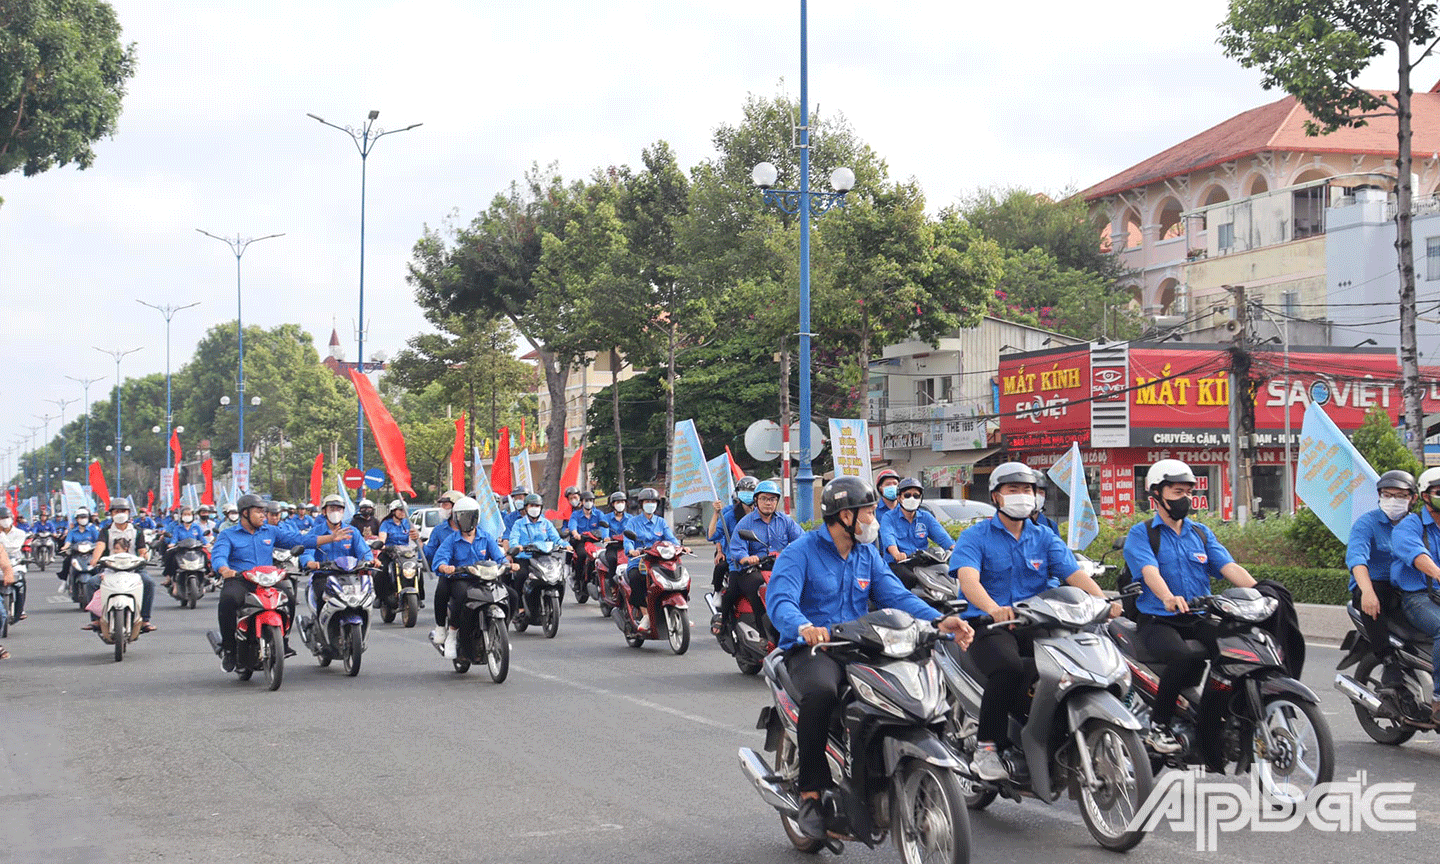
1226, 284, 1251, 525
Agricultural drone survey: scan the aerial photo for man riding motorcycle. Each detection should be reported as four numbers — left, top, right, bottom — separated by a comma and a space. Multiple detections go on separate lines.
765, 475, 971, 840
622, 488, 680, 632
508, 492, 563, 611
716, 479, 799, 639
161, 506, 205, 587
597, 491, 629, 579
1123, 458, 1257, 761
87, 498, 158, 633
1031, 475, 1060, 535
708, 475, 757, 592
0, 507, 27, 622
378, 498, 422, 605
1387, 466, 1440, 727
880, 476, 956, 589
502, 486, 530, 535
953, 461, 1118, 781
59, 508, 98, 584
433, 496, 508, 659
874, 468, 902, 515
351, 499, 380, 539
1346, 470, 1417, 692
301, 494, 374, 619
565, 490, 606, 584
211, 493, 350, 671
425, 490, 464, 644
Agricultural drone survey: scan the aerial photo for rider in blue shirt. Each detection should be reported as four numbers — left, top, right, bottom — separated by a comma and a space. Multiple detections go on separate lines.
565, 490, 606, 584
715, 479, 799, 641
707, 476, 756, 592
622, 488, 680, 629
874, 469, 901, 516
432, 496, 507, 658
765, 476, 970, 840
1387, 467, 1440, 726
1347, 470, 1416, 690
952, 462, 1112, 781
377, 498, 422, 607
596, 491, 630, 578
508, 492, 563, 609
423, 491, 465, 645
299, 495, 373, 615
162, 506, 206, 585
879, 477, 956, 587
501, 486, 529, 537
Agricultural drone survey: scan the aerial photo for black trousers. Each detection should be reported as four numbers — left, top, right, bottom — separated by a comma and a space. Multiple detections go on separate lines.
1353, 583, 1400, 660
785, 645, 847, 793
968, 628, 1036, 746
218, 577, 295, 652
627, 563, 648, 610
711, 558, 728, 593
448, 576, 478, 636
435, 577, 451, 627
720, 569, 766, 625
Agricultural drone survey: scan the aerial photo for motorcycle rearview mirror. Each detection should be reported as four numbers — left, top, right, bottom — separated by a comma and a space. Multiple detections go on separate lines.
291, 545, 304, 556
623, 530, 638, 541
737, 528, 760, 543
1119, 581, 1144, 597
1111, 536, 1127, 550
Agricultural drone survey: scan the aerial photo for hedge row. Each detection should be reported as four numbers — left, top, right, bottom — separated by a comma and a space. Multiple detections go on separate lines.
1086, 565, 1351, 605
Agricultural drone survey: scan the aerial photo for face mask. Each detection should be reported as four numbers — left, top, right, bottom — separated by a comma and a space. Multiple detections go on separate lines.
737, 491, 754, 505
999, 493, 1036, 520
182, 515, 194, 524
642, 501, 657, 515
1035, 491, 1047, 510
526, 505, 542, 518
327, 510, 344, 526
77, 518, 89, 526
1160, 495, 1193, 521
113, 512, 130, 525
900, 497, 921, 513
582, 502, 593, 511
1379, 497, 1410, 520
0, 519, 11, 530
881, 485, 898, 501
853, 514, 880, 544
614, 502, 626, 513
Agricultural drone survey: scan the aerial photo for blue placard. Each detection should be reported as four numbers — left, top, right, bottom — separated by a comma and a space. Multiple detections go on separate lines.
363, 468, 386, 489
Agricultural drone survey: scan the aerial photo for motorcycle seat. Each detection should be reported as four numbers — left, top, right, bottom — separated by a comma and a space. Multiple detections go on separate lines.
1346, 601, 1436, 646
941, 639, 989, 686
763, 651, 806, 706
1105, 617, 1203, 665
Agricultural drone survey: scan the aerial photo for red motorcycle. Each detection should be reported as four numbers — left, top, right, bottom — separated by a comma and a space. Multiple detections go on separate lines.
705, 544, 777, 675
589, 534, 627, 618
613, 532, 691, 654
205, 565, 292, 691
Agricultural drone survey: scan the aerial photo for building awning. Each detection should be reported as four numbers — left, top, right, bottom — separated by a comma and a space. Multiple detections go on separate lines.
918, 448, 1000, 489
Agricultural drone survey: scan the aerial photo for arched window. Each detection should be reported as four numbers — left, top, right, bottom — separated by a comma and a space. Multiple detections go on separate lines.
1094, 212, 1113, 253
1156, 197, 1184, 241
1247, 174, 1269, 196
1122, 208, 1143, 249
1157, 278, 1179, 314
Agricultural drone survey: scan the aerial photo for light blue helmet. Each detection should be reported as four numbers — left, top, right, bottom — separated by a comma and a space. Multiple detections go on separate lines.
755, 479, 782, 499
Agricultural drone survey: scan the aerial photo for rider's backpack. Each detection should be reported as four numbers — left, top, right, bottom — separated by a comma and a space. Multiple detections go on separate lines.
1114, 520, 1162, 620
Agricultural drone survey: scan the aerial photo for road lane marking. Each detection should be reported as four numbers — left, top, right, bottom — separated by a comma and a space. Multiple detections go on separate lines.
511, 662, 751, 736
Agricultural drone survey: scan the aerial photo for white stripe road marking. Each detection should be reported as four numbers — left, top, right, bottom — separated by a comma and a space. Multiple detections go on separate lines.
511, 662, 753, 736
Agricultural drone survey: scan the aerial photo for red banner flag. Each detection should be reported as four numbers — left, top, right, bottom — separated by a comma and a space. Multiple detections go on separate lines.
201, 459, 214, 505
146, 489, 155, 512
492, 426, 512, 496
520, 417, 527, 449
555, 446, 584, 521
6, 488, 17, 516
169, 429, 183, 505
309, 451, 324, 506
450, 413, 467, 492
347, 368, 416, 496
88, 461, 110, 510
725, 445, 744, 480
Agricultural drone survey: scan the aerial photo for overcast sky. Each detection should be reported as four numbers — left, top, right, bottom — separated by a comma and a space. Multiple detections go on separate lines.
2, 0, 1431, 469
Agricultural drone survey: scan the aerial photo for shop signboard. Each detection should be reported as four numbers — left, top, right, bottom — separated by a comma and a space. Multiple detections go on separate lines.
998, 347, 1091, 449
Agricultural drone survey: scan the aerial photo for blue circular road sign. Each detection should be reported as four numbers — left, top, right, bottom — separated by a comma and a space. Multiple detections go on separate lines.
363, 468, 386, 489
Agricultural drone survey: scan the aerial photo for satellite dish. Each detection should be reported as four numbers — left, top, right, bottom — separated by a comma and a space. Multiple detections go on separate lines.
743, 419, 827, 462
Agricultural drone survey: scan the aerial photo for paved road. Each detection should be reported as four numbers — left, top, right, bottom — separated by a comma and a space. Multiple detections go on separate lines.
2, 563, 1439, 864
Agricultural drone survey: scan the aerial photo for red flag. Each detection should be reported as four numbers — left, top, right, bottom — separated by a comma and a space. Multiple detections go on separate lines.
347, 368, 416, 496
201, 459, 214, 506
492, 426, 512, 496
169, 430, 183, 505
555, 446, 584, 521
450, 413, 467, 492
88, 461, 110, 510
309, 451, 324, 506
146, 489, 155, 512
5, 488, 16, 516
725, 445, 744, 480
520, 417, 527, 449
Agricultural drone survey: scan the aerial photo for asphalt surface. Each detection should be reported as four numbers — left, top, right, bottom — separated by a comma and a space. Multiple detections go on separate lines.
2, 557, 1439, 864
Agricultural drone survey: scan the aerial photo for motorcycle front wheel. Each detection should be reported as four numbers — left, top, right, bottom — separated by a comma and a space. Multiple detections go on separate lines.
892, 761, 971, 864
402, 594, 419, 628
486, 615, 510, 683
110, 608, 129, 662
380, 601, 397, 624
264, 625, 285, 691
343, 625, 363, 677
663, 607, 690, 655
542, 596, 560, 639
1075, 720, 1152, 851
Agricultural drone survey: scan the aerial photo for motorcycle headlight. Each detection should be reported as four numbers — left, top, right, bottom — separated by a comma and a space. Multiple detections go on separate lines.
653, 568, 689, 591
1048, 595, 1108, 628
876, 622, 921, 658
656, 543, 677, 560
1213, 595, 1278, 622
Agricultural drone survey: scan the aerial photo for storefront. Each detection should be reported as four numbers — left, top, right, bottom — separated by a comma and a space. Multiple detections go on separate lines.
998, 342, 1414, 519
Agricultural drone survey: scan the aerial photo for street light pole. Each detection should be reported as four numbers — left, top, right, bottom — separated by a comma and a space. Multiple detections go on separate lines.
33, 413, 54, 511
94, 347, 141, 496
307, 109, 422, 474
137, 300, 201, 481
65, 375, 104, 467
196, 229, 283, 473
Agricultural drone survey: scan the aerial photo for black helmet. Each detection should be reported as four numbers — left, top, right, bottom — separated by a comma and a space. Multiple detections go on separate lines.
510, 485, 529, 498
236, 493, 265, 514
609, 491, 627, 505
524, 492, 543, 507
0, 506, 10, 520
897, 476, 923, 495
1377, 470, 1418, 494
580, 490, 596, 502
109, 497, 129, 511
636, 488, 660, 502
821, 476, 878, 518
564, 485, 580, 497
265, 500, 282, 515
735, 475, 759, 493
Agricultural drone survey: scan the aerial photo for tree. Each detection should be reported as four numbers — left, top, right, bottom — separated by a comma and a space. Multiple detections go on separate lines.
0, 0, 137, 205
1353, 406, 1424, 477
1220, 0, 1440, 460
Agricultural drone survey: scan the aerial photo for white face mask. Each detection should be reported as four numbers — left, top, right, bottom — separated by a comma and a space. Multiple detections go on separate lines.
614, 502, 626, 514
1035, 491, 1047, 510
0, 518, 11, 530
1379, 497, 1411, 520
642, 501, 658, 515
1000, 493, 1036, 520
113, 511, 130, 525
77, 517, 89, 526
854, 515, 880, 544
526, 505, 542, 518
582, 502, 593, 511
900, 497, 921, 513
327, 510, 344, 526
182, 515, 194, 524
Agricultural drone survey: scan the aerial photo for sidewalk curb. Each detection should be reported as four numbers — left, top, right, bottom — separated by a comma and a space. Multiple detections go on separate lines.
1296, 602, 1350, 646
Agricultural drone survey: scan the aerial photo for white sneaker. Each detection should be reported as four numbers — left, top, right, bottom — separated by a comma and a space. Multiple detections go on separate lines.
638, 612, 651, 632
442, 629, 458, 659
1144, 724, 1183, 755
430, 625, 446, 645
972, 743, 1009, 782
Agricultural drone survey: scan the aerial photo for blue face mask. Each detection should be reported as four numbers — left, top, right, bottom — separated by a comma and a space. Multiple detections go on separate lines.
737, 491, 755, 505
881, 485, 898, 501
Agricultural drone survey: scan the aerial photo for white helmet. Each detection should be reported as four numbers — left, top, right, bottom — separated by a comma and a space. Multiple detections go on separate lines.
388, 498, 407, 514
989, 462, 1040, 492
1418, 467, 1440, 495
452, 496, 481, 532
1145, 459, 1197, 493
321, 493, 348, 510
75, 507, 90, 519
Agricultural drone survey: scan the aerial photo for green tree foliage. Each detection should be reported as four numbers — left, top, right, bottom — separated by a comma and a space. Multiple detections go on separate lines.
0, 0, 136, 204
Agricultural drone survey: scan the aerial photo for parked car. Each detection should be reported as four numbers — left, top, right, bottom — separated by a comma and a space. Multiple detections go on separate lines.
919, 497, 996, 526
408, 506, 448, 543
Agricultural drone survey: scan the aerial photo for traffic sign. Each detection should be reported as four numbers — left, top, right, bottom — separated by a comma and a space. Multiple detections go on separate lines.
342, 468, 364, 489
363, 468, 386, 489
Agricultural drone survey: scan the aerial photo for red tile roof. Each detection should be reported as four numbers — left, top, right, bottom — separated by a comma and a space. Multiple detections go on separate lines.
1082, 92, 1440, 201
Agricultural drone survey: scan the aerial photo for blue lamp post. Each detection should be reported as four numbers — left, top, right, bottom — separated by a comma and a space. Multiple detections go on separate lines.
306, 109, 422, 475
45, 400, 76, 496
65, 375, 104, 467
137, 300, 201, 487
94, 346, 141, 496
750, 0, 854, 522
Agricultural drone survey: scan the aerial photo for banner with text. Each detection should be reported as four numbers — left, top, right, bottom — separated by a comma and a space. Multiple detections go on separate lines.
1297, 401, 1378, 540
232, 453, 251, 493
1047, 441, 1099, 551
669, 419, 716, 508
828, 419, 873, 484
159, 468, 175, 510
512, 449, 535, 496
707, 454, 734, 506
470, 450, 506, 540
61, 481, 91, 516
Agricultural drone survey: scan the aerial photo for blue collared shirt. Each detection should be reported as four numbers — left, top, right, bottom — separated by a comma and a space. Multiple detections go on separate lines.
508, 515, 562, 558
951, 515, 1075, 618
1389, 511, 1440, 592
600, 510, 628, 540
1346, 507, 1402, 590
434, 531, 505, 570
65, 524, 99, 545
1032, 512, 1060, 535
708, 504, 743, 545
424, 519, 456, 567
727, 510, 803, 569
567, 508, 607, 537
622, 513, 677, 555
300, 524, 372, 567
1124, 516, 1234, 616
768, 526, 941, 649
212, 523, 321, 572
167, 522, 205, 544
380, 517, 413, 546
880, 506, 955, 562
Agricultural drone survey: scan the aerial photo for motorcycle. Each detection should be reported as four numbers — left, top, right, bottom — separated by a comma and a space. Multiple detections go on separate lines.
31, 531, 54, 571
205, 565, 293, 691
0, 557, 24, 639
91, 552, 147, 662
903, 548, 964, 614
613, 532, 691, 654
680, 511, 705, 537
1107, 586, 1334, 802
142, 529, 163, 565
511, 542, 564, 638
433, 561, 510, 682
705, 530, 776, 674
939, 586, 1152, 851
1335, 589, 1440, 745
68, 542, 98, 608
377, 543, 423, 628
588, 534, 626, 617
300, 556, 374, 677
740, 609, 972, 863
168, 538, 209, 609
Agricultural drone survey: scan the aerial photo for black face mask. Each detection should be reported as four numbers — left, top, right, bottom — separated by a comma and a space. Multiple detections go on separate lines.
1159, 494, 1192, 521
